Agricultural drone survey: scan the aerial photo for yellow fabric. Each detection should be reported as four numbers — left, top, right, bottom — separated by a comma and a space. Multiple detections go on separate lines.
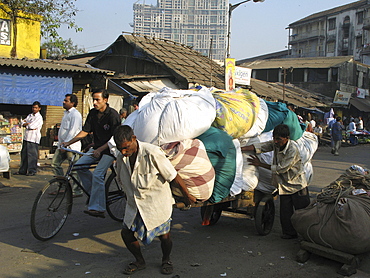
211, 88, 260, 138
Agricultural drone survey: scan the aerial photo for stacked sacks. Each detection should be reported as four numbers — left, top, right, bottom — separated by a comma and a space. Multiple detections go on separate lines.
196, 127, 236, 203
161, 139, 215, 202
124, 87, 216, 145
211, 88, 260, 139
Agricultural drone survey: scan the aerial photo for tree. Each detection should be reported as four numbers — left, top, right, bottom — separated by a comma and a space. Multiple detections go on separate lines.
0, 0, 82, 57
41, 38, 85, 59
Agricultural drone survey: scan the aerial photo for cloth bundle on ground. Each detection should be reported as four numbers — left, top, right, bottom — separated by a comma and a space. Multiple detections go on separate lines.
240, 98, 269, 139
263, 101, 305, 140
292, 168, 370, 254
124, 87, 216, 145
161, 139, 215, 202
211, 89, 260, 139
0, 145, 9, 172
196, 127, 236, 203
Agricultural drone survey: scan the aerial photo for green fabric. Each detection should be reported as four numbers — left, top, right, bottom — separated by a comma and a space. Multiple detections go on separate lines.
282, 110, 305, 140
263, 101, 305, 140
196, 127, 236, 203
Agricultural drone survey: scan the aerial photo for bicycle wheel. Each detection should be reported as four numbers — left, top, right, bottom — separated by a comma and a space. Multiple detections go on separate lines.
31, 178, 72, 241
105, 170, 126, 222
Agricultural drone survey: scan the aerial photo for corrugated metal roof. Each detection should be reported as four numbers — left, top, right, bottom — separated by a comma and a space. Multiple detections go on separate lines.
240, 56, 354, 69
123, 35, 225, 88
0, 57, 113, 74
250, 78, 331, 108
289, 0, 367, 26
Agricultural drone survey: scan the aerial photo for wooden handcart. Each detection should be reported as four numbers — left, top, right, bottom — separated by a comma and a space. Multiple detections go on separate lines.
174, 189, 277, 236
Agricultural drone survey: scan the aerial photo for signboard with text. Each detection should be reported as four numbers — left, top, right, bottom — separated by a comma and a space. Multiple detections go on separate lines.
333, 90, 351, 105
225, 58, 235, 91
0, 19, 11, 45
235, 66, 251, 86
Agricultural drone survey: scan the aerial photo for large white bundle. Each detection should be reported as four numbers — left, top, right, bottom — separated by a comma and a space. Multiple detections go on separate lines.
236, 131, 273, 192
130, 87, 216, 145
230, 139, 245, 196
256, 152, 275, 194
239, 98, 268, 139
0, 145, 9, 172
295, 131, 318, 164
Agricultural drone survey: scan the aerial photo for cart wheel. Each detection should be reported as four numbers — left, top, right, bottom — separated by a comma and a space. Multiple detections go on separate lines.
254, 195, 275, 235
200, 204, 223, 225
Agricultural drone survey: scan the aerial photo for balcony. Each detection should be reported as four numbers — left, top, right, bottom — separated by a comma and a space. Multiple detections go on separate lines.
289, 29, 326, 45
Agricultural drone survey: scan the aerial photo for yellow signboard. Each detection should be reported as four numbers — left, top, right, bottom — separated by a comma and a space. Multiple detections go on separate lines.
225, 58, 235, 91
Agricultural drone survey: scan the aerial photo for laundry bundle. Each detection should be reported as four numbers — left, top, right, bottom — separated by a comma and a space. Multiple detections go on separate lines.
161, 139, 215, 202
110, 86, 318, 204
124, 87, 216, 145
211, 89, 260, 139
292, 166, 370, 254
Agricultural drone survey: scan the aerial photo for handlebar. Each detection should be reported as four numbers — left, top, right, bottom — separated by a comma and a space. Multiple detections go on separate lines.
60, 146, 93, 156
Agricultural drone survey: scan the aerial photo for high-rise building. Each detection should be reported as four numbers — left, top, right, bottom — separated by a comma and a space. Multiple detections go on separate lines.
133, 0, 228, 61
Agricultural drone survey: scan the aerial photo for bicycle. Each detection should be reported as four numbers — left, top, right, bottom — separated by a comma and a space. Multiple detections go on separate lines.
30, 147, 126, 241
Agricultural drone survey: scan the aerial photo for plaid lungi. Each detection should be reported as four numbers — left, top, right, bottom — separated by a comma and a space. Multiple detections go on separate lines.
128, 213, 171, 245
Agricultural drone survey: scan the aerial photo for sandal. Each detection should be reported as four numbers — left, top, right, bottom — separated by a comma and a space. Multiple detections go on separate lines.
161, 261, 173, 275
123, 262, 146, 275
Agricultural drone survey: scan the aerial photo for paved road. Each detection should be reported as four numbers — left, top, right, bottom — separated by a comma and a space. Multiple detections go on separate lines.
1, 144, 370, 278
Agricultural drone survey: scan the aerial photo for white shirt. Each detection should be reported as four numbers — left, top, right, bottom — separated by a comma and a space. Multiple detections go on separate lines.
310, 119, 316, 128
116, 140, 177, 231
23, 112, 43, 144
348, 122, 356, 132
58, 107, 82, 151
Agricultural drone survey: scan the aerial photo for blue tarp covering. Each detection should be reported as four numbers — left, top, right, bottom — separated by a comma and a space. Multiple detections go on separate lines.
0, 71, 72, 106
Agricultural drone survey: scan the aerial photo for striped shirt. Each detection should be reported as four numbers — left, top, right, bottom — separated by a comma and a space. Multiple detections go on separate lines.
23, 112, 43, 144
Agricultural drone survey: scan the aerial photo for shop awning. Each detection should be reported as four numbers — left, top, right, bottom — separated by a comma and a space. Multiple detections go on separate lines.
349, 97, 370, 112
0, 70, 72, 106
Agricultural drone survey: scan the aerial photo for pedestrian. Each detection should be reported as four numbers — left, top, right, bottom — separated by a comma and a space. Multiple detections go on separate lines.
348, 118, 356, 132
119, 108, 127, 125
357, 116, 364, 130
331, 116, 344, 156
62, 89, 121, 218
50, 94, 83, 197
15, 101, 43, 176
241, 124, 310, 239
113, 125, 196, 275
302, 115, 313, 133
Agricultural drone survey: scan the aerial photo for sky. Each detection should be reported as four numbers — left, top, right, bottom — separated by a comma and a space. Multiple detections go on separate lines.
57, 0, 357, 60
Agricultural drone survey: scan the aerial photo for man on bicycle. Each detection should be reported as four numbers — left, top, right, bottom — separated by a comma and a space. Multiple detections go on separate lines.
62, 89, 120, 218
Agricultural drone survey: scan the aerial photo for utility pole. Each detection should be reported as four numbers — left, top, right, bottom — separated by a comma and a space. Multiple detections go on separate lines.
226, 0, 265, 59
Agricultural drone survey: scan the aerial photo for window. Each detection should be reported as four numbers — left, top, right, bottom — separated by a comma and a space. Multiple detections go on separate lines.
327, 41, 335, 53
357, 11, 364, 24
328, 18, 336, 30
356, 36, 363, 48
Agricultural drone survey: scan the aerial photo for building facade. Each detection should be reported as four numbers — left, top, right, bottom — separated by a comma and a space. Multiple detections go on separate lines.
133, 0, 228, 61
287, 0, 370, 65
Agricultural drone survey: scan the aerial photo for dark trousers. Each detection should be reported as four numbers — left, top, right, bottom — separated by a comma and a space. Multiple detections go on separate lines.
280, 187, 310, 236
19, 140, 39, 175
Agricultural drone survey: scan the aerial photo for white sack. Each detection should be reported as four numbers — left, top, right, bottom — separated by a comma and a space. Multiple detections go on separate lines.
131, 87, 216, 145
237, 131, 273, 192
295, 131, 318, 164
0, 145, 10, 172
230, 139, 245, 196
239, 98, 268, 139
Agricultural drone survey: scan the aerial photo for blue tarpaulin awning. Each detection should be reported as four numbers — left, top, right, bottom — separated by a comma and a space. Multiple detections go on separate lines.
0, 70, 72, 106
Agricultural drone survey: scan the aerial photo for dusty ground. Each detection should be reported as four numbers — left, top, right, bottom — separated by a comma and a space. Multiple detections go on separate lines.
1, 144, 370, 278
